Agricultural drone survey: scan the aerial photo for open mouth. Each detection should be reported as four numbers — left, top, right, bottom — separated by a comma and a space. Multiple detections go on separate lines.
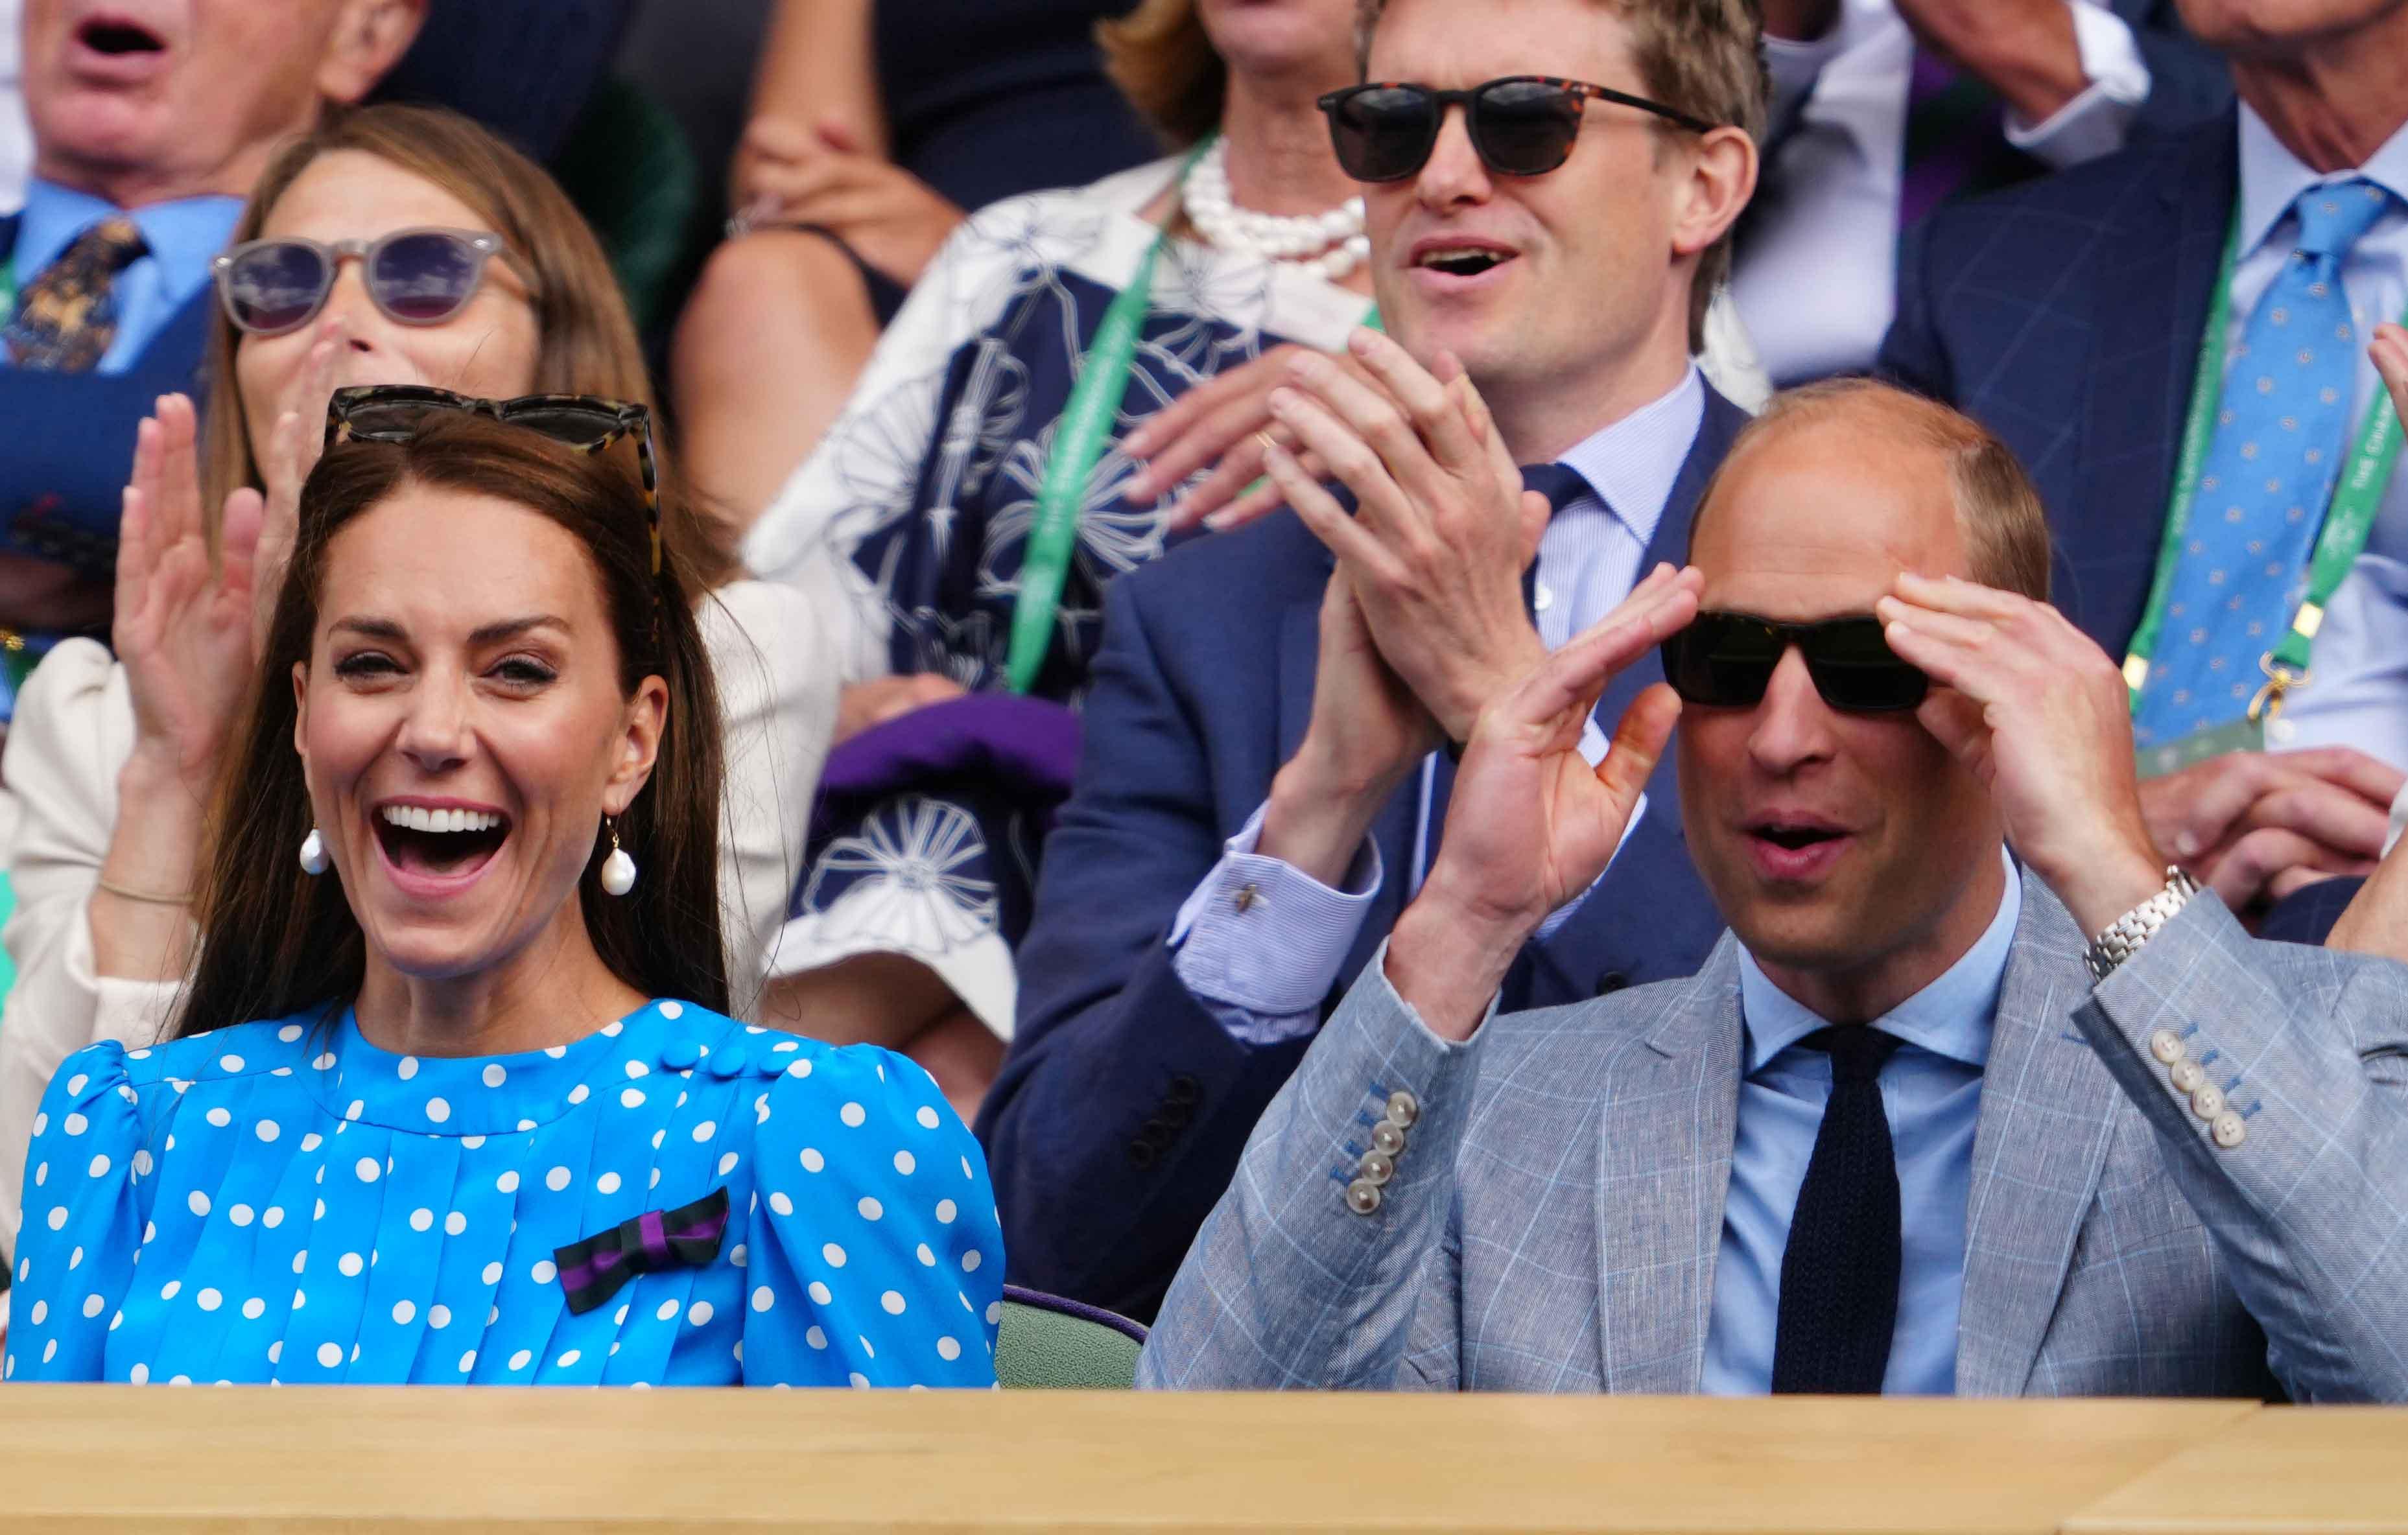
1413, 246, 1515, 279
1752, 823, 1843, 852
373, 804, 511, 882
76, 18, 165, 55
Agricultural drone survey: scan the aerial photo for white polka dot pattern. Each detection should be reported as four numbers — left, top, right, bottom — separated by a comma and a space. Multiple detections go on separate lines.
3, 1003, 1001, 1390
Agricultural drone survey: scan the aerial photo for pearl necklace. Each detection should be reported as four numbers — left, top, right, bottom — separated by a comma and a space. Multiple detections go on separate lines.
1180, 136, 1369, 281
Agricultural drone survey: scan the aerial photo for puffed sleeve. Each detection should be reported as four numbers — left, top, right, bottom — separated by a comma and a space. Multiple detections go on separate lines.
4, 1040, 150, 1381
742, 1043, 1002, 1388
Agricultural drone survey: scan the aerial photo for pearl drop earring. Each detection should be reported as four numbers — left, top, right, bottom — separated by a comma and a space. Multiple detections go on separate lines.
298, 827, 329, 876
599, 817, 637, 896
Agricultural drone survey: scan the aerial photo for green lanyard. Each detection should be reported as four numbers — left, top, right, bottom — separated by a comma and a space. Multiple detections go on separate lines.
0, 257, 14, 327
1003, 143, 1380, 693
2123, 207, 2407, 731
1004, 146, 1207, 694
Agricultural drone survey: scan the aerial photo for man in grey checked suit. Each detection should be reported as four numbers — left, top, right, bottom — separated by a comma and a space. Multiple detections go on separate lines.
1139, 381, 2408, 1401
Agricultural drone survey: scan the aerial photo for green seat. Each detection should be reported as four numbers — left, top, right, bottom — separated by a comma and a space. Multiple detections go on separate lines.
994, 1285, 1146, 1389
550, 75, 701, 338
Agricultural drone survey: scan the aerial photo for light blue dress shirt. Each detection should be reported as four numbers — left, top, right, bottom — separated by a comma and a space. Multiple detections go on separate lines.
1168, 368, 1708, 1045
5, 178, 242, 374
1701, 850, 2019, 1396
2224, 108, 2408, 768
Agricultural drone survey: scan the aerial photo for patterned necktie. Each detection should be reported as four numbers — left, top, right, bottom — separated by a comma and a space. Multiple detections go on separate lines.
4, 215, 149, 371
1772, 1025, 1905, 1395
2132, 178, 2397, 749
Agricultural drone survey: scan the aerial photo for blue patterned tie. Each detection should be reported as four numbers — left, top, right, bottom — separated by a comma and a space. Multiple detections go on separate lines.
2133, 178, 2396, 748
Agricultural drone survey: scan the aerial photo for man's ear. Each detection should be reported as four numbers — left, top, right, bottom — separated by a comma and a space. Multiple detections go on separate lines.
317, 0, 429, 106
1670, 124, 1759, 259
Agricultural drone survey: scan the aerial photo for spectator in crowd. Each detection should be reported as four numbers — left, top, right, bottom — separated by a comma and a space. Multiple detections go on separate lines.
0, 104, 836, 1262
369, 0, 639, 167
1735, 0, 2228, 385
3, 410, 1000, 1387
1879, 0, 2408, 939
1144, 380, 2408, 1403
981, 0, 1765, 1318
0, 0, 427, 724
672, 0, 1157, 531
739, 0, 1380, 1121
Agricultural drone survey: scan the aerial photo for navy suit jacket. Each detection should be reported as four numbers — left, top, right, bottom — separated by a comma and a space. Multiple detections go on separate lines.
977, 390, 1749, 1319
0, 213, 215, 580
1878, 110, 2239, 655
1878, 110, 2374, 936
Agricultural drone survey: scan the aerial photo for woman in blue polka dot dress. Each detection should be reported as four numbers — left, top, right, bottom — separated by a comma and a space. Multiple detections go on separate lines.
5, 412, 1002, 1387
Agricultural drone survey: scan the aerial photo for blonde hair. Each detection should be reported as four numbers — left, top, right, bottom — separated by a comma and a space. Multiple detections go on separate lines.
1098, 0, 1222, 149
1352, 0, 1766, 351
198, 103, 731, 587
1701, 379, 2054, 602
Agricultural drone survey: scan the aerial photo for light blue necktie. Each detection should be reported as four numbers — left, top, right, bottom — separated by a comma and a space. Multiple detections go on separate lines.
2133, 177, 2397, 748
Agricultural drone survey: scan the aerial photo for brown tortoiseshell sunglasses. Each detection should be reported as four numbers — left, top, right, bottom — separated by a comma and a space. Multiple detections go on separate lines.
1317, 76, 1716, 183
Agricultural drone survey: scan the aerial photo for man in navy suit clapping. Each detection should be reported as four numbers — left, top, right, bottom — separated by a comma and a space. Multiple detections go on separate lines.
981, 0, 1767, 1318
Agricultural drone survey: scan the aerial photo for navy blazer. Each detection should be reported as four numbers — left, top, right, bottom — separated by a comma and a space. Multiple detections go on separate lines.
1878, 110, 2374, 937
0, 213, 215, 579
1878, 110, 2239, 656
978, 390, 1748, 1318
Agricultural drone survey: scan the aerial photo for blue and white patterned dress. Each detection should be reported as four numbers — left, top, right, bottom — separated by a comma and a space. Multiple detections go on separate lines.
3, 999, 1002, 1387
741, 158, 1371, 1031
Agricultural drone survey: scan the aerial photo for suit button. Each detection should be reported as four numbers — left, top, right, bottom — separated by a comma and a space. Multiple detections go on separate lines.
1159, 1098, 1194, 1128
1345, 1179, 1382, 1215
2212, 1110, 2247, 1149
1164, 1074, 1201, 1107
1384, 1090, 1419, 1129
2169, 1059, 2205, 1094
2149, 1029, 2186, 1064
1127, 1139, 1159, 1169
1357, 1151, 1394, 1186
1598, 972, 1631, 996
1371, 1121, 1406, 1156
2191, 1083, 2226, 1119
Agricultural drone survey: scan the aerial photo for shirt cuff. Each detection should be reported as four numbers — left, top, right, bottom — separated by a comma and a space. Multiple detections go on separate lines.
1169, 801, 1384, 1020
2002, 2, 2150, 170
2387, 779, 2408, 858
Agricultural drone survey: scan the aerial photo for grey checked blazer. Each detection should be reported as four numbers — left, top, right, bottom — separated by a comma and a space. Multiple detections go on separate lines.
1139, 872, 2408, 1401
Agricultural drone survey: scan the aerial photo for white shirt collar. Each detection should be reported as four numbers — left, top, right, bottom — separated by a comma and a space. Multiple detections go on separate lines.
1550, 364, 1706, 546
2236, 103, 2408, 263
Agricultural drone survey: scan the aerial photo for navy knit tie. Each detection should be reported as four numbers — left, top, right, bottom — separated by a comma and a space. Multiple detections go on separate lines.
1772, 1025, 1905, 1394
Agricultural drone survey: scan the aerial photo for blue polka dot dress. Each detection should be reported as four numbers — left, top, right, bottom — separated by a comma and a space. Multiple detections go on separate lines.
4, 1000, 1003, 1387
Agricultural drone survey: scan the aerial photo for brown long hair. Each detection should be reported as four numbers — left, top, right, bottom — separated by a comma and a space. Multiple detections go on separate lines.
1099, 0, 1223, 149
178, 415, 730, 1036
199, 102, 731, 586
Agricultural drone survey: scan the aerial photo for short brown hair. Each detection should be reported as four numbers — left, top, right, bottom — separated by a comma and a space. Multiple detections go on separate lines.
200, 103, 731, 586
180, 414, 730, 1038
1099, 0, 1222, 148
1695, 379, 2054, 602
1353, 0, 1766, 351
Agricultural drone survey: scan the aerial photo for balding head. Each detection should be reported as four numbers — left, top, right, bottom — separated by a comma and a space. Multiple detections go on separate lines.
1672, 379, 2044, 1020
1694, 380, 2051, 604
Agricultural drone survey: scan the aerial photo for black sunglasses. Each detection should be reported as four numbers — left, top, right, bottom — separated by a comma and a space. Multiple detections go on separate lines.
1662, 613, 1929, 714
213, 228, 532, 337
1317, 76, 1716, 183
322, 386, 662, 575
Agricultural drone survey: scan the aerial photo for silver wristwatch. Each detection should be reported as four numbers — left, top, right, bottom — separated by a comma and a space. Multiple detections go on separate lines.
2083, 866, 2203, 983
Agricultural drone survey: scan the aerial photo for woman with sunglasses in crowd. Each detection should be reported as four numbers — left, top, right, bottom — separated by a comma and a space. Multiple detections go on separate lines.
4, 404, 1000, 1387
0, 105, 838, 1263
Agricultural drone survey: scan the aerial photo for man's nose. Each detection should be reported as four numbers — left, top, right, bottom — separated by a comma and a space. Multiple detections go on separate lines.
1745, 649, 1837, 775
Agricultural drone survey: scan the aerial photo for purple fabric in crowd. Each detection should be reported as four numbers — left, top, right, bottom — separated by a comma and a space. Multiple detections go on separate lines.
809, 692, 1083, 848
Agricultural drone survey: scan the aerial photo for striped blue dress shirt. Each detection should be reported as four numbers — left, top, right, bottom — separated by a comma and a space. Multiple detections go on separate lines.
1171, 368, 1709, 1044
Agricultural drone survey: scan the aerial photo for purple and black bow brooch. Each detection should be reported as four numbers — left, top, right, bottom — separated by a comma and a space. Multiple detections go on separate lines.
552, 1186, 731, 1314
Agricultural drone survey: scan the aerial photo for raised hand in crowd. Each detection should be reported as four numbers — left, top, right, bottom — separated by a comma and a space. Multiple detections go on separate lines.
1876, 572, 2168, 934
832, 671, 968, 746
2135, 749, 2398, 914
733, 115, 967, 290
1382, 567, 1701, 1039
1760, 0, 2091, 126
1263, 327, 1547, 744
1122, 342, 1376, 531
